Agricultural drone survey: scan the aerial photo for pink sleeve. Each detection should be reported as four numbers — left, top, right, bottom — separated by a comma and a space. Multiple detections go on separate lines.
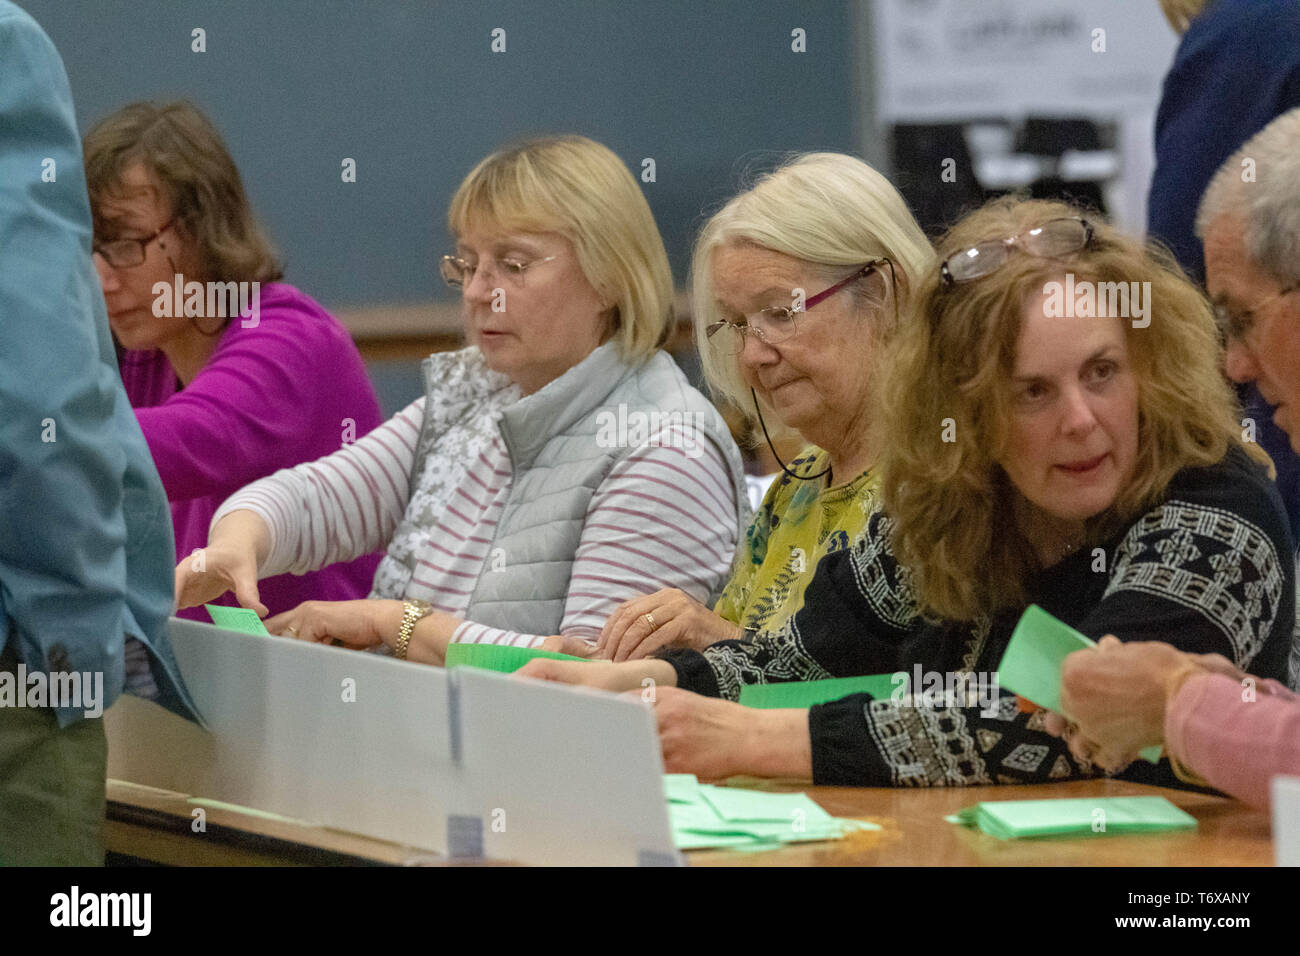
1164, 671, 1300, 810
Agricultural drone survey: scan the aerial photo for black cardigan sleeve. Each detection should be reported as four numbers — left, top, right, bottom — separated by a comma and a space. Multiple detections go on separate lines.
809, 690, 1094, 786
806, 447, 1295, 787
1073, 448, 1294, 683
661, 509, 918, 700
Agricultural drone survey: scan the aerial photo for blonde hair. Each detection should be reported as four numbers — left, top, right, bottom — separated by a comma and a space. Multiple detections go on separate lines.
1159, 0, 1212, 34
689, 153, 933, 436
880, 197, 1264, 622
84, 100, 282, 284
448, 136, 673, 363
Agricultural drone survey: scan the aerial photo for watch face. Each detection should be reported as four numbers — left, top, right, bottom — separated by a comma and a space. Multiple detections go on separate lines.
404, 600, 432, 621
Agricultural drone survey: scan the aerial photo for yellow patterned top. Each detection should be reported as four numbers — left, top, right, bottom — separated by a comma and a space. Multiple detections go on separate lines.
714, 446, 879, 635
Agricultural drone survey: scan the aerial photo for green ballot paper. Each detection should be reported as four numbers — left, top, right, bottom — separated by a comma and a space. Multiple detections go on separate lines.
443, 643, 589, 674
737, 673, 903, 709
998, 604, 1161, 763
663, 774, 880, 851
205, 604, 270, 636
948, 795, 1197, 840
663, 774, 703, 805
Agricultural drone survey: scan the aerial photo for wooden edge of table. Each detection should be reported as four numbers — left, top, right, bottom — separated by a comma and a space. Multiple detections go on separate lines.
105, 779, 512, 867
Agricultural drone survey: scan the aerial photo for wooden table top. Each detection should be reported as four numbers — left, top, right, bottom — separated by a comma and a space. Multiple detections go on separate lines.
106, 776, 1271, 867
687, 777, 1272, 867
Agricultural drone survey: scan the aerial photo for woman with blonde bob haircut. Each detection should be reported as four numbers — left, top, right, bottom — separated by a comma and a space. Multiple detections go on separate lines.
176, 135, 749, 663
528, 197, 1294, 790
556, 153, 933, 664
447, 135, 673, 365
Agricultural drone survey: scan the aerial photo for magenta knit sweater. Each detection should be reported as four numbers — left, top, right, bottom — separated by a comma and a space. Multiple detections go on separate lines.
118, 281, 383, 620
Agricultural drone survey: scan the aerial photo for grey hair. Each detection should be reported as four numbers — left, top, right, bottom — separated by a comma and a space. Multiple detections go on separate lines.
1196, 106, 1300, 285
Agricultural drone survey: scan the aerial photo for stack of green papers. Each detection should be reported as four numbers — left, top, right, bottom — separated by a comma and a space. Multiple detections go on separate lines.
737, 673, 903, 709
948, 796, 1197, 840
205, 604, 270, 636
664, 774, 880, 851
443, 643, 589, 673
998, 605, 1161, 763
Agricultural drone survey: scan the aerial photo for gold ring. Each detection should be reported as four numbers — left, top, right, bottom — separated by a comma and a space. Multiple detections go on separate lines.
643, 612, 658, 632
287, 624, 299, 636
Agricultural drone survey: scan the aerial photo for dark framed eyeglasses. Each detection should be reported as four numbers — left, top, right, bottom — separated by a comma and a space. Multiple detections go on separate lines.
93, 218, 175, 269
1213, 282, 1300, 343
705, 257, 896, 354
940, 217, 1094, 288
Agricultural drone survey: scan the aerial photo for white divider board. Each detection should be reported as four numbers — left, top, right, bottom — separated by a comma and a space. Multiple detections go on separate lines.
1274, 776, 1300, 867
106, 617, 456, 853
454, 667, 679, 866
107, 618, 680, 865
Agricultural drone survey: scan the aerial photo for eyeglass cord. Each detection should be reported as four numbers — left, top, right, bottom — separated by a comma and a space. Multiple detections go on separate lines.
751, 388, 832, 484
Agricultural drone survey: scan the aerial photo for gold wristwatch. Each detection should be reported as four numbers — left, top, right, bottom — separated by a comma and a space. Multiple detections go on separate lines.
394, 600, 432, 660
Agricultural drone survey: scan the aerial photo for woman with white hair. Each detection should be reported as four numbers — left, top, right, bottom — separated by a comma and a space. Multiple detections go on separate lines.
174, 135, 748, 662
569, 153, 933, 662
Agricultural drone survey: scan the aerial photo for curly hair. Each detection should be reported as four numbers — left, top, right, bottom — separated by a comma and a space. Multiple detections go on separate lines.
879, 197, 1265, 622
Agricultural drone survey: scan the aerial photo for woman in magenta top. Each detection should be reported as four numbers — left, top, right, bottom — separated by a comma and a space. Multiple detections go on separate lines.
84, 101, 382, 619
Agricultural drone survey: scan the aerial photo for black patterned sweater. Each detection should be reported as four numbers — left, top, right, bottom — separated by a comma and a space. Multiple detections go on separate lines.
661, 445, 1295, 787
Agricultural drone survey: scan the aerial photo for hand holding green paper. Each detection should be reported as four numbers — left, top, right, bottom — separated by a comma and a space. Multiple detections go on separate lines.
1055, 635, 1225, 772
205, 604, 270, 636
997, 605, 1162, 765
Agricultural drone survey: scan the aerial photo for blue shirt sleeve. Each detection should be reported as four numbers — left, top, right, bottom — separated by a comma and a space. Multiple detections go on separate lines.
0, 1, 197, 725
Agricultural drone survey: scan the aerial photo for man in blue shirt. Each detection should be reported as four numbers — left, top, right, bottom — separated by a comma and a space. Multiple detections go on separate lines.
0, 0, 197, 865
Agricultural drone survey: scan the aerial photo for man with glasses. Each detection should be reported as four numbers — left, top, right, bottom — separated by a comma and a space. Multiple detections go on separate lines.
1199, 106, 1300, 688
1200, 108, 1300, 454
0, 1, 197, 864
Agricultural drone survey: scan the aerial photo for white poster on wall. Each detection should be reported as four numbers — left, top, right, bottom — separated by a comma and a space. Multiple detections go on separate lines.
872, 0, 1180, 231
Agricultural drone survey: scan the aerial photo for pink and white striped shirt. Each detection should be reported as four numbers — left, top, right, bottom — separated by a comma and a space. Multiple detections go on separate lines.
213, 393, 740, 647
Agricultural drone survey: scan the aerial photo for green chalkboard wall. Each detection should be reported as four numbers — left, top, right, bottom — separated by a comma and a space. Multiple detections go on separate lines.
23, 0, 871, 310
